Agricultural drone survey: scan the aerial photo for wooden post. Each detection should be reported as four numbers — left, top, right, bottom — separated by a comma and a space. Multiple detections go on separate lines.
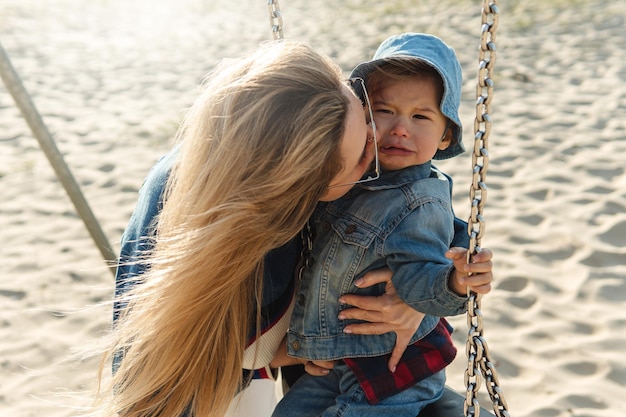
0, 41, 117, 276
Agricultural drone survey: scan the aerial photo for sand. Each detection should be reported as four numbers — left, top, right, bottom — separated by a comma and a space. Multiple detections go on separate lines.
1, 0, 625, 416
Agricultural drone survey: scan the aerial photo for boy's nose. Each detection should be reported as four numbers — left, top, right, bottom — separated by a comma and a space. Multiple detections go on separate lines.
390, 118, 410, 138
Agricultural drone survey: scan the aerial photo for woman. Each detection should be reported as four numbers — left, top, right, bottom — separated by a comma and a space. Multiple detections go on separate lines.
93, 39, 379, 417
95, 40, 493, 417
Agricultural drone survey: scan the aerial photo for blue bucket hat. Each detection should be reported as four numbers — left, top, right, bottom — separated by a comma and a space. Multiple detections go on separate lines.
351, 33, 464, 160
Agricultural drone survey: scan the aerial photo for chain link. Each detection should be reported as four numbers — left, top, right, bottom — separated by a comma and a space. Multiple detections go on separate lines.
465, 1, 511, 417
267, 0, 284, 40
298, 221, 314, 281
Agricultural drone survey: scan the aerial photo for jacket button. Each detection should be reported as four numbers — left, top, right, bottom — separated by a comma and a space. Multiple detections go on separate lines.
291, 340, 300, 351
345, 224, 357, 234
297, 293, 305, 306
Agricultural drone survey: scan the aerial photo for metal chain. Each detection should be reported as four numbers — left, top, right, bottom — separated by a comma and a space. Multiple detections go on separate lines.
267, 0, 284, 40
464, 1, 510, 417
297, 221, 314, 282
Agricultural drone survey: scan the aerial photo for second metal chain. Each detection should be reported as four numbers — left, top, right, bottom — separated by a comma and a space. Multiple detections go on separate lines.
464, 1, 510, 417
267, 0, 284, 40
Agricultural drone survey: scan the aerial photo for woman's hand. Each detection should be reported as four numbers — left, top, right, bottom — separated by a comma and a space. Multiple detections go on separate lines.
270, 335, 335, 376
446, 247, 493, 296
337, 268, 424, 373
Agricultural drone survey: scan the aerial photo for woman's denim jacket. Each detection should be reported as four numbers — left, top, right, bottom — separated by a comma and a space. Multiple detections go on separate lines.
287, 162, 468, 361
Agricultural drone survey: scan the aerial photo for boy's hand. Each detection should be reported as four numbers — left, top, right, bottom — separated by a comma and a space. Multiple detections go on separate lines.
446, 247, 493, 296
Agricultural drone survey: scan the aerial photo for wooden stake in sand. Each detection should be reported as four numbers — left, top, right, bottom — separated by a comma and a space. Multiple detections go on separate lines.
0, 41, 117, 276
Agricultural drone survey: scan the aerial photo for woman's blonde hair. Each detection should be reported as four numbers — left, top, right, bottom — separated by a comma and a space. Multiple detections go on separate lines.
93, 40, 348, 417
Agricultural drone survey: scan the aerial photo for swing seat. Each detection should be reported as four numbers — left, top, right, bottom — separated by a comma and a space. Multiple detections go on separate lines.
419, 386, 495, 417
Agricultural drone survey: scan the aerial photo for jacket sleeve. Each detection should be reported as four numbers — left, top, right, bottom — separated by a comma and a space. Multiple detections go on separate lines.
113, 150, 175, 322
383, 199, 467, 317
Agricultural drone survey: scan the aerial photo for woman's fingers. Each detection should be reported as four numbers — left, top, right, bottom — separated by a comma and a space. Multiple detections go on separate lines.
339, 292, 391, 314
338, 303, 382, 323
387, 330, 413, 373
353, 267, 394, 288
303, 360, 335, 376
343, 320, 393, 335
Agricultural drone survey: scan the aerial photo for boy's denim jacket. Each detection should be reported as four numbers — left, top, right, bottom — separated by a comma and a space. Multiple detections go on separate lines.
287, 162, 468, 361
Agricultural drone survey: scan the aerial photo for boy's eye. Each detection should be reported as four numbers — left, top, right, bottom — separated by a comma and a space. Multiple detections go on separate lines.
413, 114, 428, 120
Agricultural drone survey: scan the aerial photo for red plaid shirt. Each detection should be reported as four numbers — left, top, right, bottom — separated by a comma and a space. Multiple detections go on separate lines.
343, 318, 456, 404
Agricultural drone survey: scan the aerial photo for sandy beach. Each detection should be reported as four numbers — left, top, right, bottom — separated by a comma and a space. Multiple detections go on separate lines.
1, 0, 625, 416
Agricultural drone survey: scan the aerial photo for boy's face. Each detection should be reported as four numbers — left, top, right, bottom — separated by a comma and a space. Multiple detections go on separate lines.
371, 77, 452, 171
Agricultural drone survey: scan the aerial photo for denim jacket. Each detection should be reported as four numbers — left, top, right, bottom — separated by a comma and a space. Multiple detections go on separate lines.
287, 162, 468, 361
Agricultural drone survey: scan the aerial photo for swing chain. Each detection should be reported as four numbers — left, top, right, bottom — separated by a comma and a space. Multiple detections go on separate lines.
465, 1, 510, 417
267, 0, 284, 40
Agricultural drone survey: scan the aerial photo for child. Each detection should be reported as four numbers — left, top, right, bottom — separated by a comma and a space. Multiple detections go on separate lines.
273, 33, 482, 417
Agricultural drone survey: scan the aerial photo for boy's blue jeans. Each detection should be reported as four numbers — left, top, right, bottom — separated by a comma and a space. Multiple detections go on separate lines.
272, 361, 445, 417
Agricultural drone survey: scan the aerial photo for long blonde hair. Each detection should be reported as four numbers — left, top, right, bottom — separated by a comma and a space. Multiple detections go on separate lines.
93, 41, 348, 417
